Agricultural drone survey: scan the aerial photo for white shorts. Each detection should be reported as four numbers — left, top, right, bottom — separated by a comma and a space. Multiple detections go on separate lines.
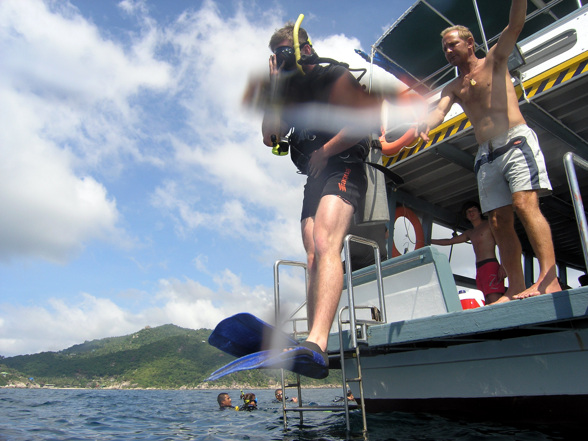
475, 124, 551, 214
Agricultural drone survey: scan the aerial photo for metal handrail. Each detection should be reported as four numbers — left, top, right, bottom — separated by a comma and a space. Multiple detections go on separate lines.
272, 236, 384, 436
273, 260, 307, 323
563, 152, 588, 272
272, 259, 308, 429
338, 233, 387, 436
343, 234, 387, 349
338, 306, 368, 435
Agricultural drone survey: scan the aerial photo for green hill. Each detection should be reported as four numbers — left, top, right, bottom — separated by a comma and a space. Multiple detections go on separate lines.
0, 325, 340, 389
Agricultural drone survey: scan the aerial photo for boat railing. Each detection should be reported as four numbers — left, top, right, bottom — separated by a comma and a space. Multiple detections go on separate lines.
342, 234, 387, 348
272, 237, 384, 436
273, 259, 308, 331
564, 152, 588, 272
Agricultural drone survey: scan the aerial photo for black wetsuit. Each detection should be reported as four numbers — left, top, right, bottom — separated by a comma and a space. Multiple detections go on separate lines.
280, 64, 369, 220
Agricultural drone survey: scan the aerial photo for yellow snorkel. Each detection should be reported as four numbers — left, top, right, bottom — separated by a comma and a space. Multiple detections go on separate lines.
271, 13, 311, 155
293, 14, 306, 76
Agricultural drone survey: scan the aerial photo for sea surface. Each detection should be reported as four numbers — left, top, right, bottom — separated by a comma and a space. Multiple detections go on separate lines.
0, 388, 576, 440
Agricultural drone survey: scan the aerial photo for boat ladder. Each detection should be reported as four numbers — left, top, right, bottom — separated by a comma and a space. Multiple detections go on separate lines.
274, 234, 387, 437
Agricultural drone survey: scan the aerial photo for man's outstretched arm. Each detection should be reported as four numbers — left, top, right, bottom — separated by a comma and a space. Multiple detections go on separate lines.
492, 0, 527, 62
431, 230, 470, 246
419, 86, 456, 142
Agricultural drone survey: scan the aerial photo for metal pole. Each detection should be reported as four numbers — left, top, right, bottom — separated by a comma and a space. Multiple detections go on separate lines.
343, 236, 358, 349
472, 0, 489, 53
273, 260, 307, 323
273, 259, 308, 430
337, 308, 351, 433
564, 152, 588, 272
343, 234, 388, 346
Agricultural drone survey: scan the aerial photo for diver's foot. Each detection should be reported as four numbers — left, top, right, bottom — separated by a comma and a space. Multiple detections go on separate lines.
280, 340, 329, 379
282, 340, 329, 368
299, 341, 329, 368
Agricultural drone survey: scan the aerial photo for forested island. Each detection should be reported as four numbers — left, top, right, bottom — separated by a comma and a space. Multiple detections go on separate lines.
0, 324, 340, 389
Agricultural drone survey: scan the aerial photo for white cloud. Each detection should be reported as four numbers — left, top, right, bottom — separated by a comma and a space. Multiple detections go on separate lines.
143, 2, 398, 265
193, 254, 209, 273
0, 0, 408, 357
0, 89, 123, 262
0, 0, 391, 265
0, 269, 291, 357
0, 294, 136, 356
118, 0, 149, 16
1, 0, 169, 103
0, 0, 175, 263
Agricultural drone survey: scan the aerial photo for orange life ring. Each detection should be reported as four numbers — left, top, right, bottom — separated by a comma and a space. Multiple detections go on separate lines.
392, 206, 425, 257
380, 92, 426, 156
380, 127, 417, 156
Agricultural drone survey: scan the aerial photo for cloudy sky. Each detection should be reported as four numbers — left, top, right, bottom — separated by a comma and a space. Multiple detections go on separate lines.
2, 0, 578, 358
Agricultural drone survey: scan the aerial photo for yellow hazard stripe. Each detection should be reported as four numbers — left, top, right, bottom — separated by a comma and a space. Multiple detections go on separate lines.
517, 50, 588, 99
383, 49, 588, 168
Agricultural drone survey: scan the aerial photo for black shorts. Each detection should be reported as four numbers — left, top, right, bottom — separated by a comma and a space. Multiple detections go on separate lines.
300, 159, 367, 221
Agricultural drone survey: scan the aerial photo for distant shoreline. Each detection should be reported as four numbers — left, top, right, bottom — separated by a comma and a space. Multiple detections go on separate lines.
2, 383, 342, 390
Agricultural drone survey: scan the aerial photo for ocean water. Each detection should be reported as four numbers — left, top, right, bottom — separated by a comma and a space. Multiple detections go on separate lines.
0, 388, 574, 440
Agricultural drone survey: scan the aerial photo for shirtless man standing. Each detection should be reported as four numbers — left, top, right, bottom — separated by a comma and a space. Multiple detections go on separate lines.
431, 202, 505, 304
420, 0, 560, 302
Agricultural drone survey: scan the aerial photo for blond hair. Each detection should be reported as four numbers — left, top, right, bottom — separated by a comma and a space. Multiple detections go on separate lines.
441, 25, 474, 42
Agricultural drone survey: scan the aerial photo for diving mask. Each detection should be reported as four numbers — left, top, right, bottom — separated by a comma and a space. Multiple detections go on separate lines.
274, 46, 297, 71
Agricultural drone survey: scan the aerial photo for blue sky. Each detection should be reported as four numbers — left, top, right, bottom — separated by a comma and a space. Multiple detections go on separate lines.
2, 0, 580, 357
0, 0, 417, 357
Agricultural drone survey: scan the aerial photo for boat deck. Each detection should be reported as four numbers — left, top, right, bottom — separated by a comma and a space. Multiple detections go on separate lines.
319, 0, 588, 422
330, 287, 588, 357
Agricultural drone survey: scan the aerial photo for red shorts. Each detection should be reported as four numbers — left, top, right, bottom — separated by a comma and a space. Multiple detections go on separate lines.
476, 259, 505, 299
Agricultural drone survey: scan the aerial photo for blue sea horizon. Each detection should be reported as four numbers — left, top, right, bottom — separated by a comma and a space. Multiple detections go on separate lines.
0, 387, 575, 440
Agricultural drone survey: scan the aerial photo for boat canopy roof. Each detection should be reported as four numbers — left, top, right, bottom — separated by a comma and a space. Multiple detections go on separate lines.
373, 0, 585, 94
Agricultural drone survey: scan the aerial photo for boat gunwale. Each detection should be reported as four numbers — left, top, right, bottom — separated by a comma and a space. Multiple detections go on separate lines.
329, 287, 588, 353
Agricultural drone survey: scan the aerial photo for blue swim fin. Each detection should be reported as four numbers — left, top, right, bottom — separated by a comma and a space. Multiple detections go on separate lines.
205, 345, 329, 381
208, 313, 298, 358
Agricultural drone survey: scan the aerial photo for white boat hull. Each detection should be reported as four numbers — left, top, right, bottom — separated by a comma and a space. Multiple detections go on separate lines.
339, 291, 588, 420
